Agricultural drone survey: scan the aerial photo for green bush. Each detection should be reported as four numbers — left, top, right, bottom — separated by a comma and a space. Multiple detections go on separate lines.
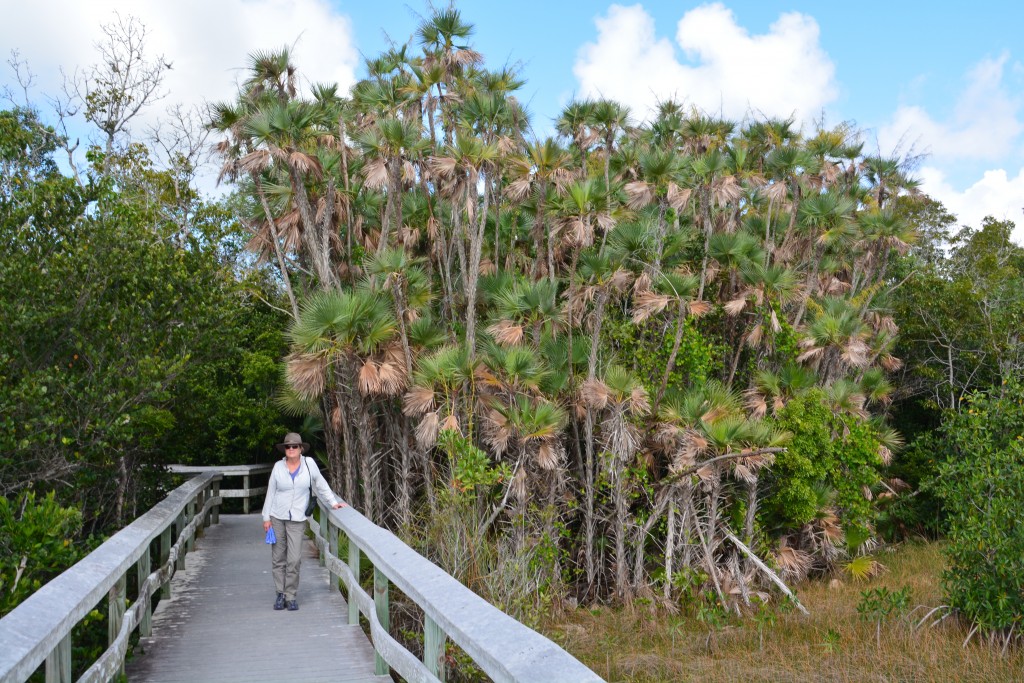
761, 391, 881, 534
0, 491, 86, 616
933, 382, 1024, 635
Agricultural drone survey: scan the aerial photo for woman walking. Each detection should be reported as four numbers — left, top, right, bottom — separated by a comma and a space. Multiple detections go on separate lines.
262, 432, 346, 611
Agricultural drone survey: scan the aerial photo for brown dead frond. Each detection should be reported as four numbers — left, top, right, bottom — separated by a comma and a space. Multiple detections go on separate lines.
631, 291, 671, 323
440, 413, 461, 435
487, 319, 525, 347
357, 360, 380, 396
363, 157, 388, 189
774, 541, 814, 583
377, 361, 408, 396
403, 385, 436, 416
415, 411, 440, 450
688, 300, 713, 317
624, 181, 654, 210
482, 408, 512, 457
666, 183, 692, 211
285, 353, 328, 400
536, 441, 562, 470
723, 297, 747, 316
580, 378, 610, 411
744, 390, 768, 419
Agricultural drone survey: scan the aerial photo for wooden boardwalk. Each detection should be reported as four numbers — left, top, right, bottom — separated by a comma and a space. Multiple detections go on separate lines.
125, 514, 389, 683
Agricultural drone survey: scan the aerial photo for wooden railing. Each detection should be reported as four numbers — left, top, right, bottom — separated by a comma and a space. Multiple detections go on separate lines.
0, 473, 222, 683
0, 463, 602, 683
168, 463, 271, 513
309, 500, 604, 683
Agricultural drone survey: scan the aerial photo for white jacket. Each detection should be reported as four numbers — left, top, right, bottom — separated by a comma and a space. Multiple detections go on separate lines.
262, 456, 340, 522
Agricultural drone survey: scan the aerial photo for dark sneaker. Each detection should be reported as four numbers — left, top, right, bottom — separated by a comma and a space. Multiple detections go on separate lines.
274, 593, 286, 610
286, 600, 299, 611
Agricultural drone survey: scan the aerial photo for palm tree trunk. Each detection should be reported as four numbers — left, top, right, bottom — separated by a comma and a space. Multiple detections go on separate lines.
655, 300, 687, 411
338, 117, 354, 273
697, 190, 713, 300
582, 289, 610, 590
252, 175, 300, 319
464, 169, 490, 358
288, 165, 335, 288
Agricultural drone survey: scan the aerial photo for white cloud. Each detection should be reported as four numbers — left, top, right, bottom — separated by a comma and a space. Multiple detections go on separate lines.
878, 54, 1023, 162
919, 165, 1024, 243
573, 3, 837, 123
1, 0, 358, 136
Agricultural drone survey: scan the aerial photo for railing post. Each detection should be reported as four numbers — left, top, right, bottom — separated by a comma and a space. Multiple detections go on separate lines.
243, 473, 251, 514
108, 572, 126, 680
185, 499, 196, 554
424, 615, 447, 682
211, 479, 221, 525
374, 567, 390, 676
44, 633, 71, 683
175, 512, 187, 571
160, 524, 173, 599
196, 489, 206, 538
327, 516, 339, 590
317, 506, 326, 568
347, 541, 360, 626
138, 544, 152, 637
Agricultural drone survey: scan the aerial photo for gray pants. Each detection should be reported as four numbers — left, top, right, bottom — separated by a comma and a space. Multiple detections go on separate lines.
270, 517, 306, 600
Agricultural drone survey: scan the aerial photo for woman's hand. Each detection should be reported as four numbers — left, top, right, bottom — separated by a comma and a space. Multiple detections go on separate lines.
263, 520, 272, 532
332, 502, 348, 509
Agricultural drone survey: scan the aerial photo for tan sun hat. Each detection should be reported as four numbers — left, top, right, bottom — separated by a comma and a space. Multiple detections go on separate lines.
275, 432, 310, 453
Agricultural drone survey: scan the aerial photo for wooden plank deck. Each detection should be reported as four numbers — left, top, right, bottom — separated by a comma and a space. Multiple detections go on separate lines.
125, 514, 389, 683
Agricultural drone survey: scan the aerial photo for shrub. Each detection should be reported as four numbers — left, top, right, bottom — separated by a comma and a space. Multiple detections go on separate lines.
933, 382, 1024, 637
0, 491, 86, 616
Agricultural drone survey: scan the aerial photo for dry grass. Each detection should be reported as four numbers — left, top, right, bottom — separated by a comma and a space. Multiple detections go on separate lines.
543, 542, 1024, 682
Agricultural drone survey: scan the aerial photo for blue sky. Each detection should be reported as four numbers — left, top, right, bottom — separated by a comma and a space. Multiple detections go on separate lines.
3, 1, 1022, 240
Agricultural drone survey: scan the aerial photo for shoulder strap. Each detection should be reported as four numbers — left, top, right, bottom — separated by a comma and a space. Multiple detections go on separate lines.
305, 457, 315, 497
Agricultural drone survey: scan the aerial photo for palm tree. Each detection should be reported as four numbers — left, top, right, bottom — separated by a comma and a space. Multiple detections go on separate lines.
210, 99, 301, 320
791, 191, 856, 327
286, 289, 398, 520
243, 99, 337, 288
580, 365, 649, 597
505, 138, 574, 281
570, 249, 633, 589
797, 297, 871, 383
429, 129, 500, 356
623, 146, 689, 273
587, 99, 630, 208
354, 117, 428, 257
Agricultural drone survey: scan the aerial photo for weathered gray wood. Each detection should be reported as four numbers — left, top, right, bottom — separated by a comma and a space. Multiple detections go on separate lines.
0, 474, 219, 683
44, 634, 70, 683
168, 464, 271, 515
347, 540, 360, 626
159, 527, 172, 600
374, 567, 390, 676
125, 515, 389, 683
424, 614, 447, 681
318, 546, 440, 683
319, 506, 605, 683
175, 512, 187, 571
211, 481, 220, 525
185, 500, 196, 552
327, 516, 339, 590
79, 496, 218, 683
139, 547, 153, 636
108, 573, 126, 680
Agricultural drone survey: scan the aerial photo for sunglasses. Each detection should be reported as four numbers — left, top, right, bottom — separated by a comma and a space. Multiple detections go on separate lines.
285, 445, 302, 450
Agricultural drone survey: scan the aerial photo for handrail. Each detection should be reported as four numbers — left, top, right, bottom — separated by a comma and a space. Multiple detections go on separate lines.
168, 463, 271, 513
310, 502, 604, 683
0, 473, 222, 683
